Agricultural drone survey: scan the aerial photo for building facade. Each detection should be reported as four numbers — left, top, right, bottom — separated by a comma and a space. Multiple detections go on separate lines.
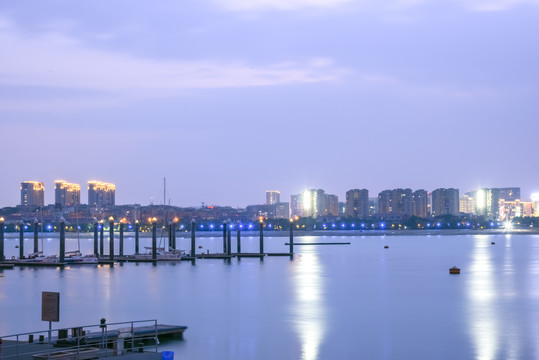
378, 188, 413, 216
55, 180, 81, 207
325, 194, 339, 216
20, 181, 45, 207
345, 189, 369, 218
265, 191, 280, 205
412, 189, 428, 218
431, 188, 460, 216
88, 181, 115, 207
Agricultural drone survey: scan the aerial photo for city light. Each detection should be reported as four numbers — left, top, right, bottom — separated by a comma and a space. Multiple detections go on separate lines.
504, 220, 513, 231
476, 189, 486, 209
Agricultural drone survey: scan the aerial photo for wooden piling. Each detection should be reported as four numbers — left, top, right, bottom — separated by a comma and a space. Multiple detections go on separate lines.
190, 219, 196, 257
33, 218, 39, 254
151, 219, 157, 261
259, 219, 264, 255
119, 221, 124, 256
0, 217, 4, 261
93, 221, 99, 256
109, 217, 114, 261
227, 222, 232, 256
59, 218, 65, 264
135, 220, 140, 255
236, 225, 241, 254
99, 221, 104, 257
289, 219, 294, 256
222, 221, 227, 253
19, 221, 24, 259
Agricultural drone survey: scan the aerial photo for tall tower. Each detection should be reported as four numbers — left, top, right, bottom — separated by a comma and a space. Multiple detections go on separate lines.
88, 181, 116, 207
21, 181, 45, 207
55, 180, 81, 207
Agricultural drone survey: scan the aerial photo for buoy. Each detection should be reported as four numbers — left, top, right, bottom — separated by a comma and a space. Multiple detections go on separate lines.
449, 266, 460, 274
198, 245, 203, 249
491, 242, 495, 245
384, 245, 389, 249
15, 245, 19, 248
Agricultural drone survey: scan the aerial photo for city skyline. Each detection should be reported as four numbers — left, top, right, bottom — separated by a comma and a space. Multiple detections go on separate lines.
1, 1, 538, 207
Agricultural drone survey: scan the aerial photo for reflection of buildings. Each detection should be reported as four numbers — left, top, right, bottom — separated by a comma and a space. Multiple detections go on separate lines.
20, 181, 45, 207
88, 181, 115, 207
266, 191, 280, 205
345, 189, 369, 218
431, 188, 460, 216
55, 180, 81, 207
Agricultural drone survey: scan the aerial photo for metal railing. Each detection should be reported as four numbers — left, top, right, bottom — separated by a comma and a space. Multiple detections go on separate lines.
0, 319, 159, 360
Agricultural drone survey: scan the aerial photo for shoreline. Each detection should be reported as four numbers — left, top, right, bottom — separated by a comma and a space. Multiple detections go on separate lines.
3, 228, 538, 239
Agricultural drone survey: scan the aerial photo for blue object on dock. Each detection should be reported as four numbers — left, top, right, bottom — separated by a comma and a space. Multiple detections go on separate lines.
162, 351, 174, 360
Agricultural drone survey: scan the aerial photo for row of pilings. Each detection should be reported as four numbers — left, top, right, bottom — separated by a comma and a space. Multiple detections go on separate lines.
0, 217, 295, 262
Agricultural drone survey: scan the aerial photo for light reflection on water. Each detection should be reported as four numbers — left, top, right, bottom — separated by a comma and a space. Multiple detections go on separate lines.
291, 248, 325, 360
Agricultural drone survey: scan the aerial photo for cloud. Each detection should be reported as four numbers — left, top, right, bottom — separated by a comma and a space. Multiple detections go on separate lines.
212, 0, 539, 11
0, 17, 346, 111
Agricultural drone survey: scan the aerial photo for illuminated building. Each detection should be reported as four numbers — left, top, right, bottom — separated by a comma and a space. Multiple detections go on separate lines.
291, 189, 326, 218
345, 189, 369, 218
460, 194, 475, 214
265, 191, 280, 205
499, 199, 533, 219
325, 194, 339, 216
412, 190, 428, 218
378, 189, 413, 215
473, 187, 519, 219
54, 180, 81, 207
20, 181, 45, 207
431, 188, 460, 216
532, 193, 539, 217
88, 180, 115, 207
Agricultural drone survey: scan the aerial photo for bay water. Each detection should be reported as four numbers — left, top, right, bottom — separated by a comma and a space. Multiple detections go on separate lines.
1, 233, 539, 359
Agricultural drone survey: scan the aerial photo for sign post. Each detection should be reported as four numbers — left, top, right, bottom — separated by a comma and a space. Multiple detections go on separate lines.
42, 291, 60, 354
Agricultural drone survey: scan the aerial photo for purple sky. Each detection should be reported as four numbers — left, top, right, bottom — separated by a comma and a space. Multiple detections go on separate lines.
1, 0, 538, 207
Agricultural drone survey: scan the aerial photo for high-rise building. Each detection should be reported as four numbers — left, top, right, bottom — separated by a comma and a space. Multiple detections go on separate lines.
20, 181, 45, 207
498, 187, 520, 202
474, 188, 499, 219
325, 194, 339, 216
345, 189, 369, 218
88, 180, 115, 207
412, 190, 428, 218
378, 189, 413, 215
431, 188, 460, 216
291, 189, 326, 218
499, 200, 533, 219
266, 191, 280, 205
54, 180, 81, 207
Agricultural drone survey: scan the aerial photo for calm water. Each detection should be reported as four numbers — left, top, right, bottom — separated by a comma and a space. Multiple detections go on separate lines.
1, 233, 539, 360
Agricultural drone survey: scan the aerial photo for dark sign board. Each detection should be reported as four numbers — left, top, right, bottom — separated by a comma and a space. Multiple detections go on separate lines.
42, 292, 60, 322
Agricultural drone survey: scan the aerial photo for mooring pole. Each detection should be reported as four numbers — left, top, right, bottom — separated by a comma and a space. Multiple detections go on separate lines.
151, 218, 157, 262
236, 223, 241, 254
289, 219, 294, 256
0, 217, 5, 261
135, 220, 140, 255
119, 221, 124, 256
191, 219, 196, 257
93, 221, 99, 257
172, 220, 177, 250
259, 219, 264, 255
59, 218, 66, 264
109, 217, 114, 261
33, 218, 39, 254
227, 221, 232, 256
19, 221, 24, 259
99, 221, 104, 257
222, 221, 227, 253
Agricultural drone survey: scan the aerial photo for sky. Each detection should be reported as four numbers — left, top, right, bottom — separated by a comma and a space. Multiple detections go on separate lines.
0, 0, 538, 207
